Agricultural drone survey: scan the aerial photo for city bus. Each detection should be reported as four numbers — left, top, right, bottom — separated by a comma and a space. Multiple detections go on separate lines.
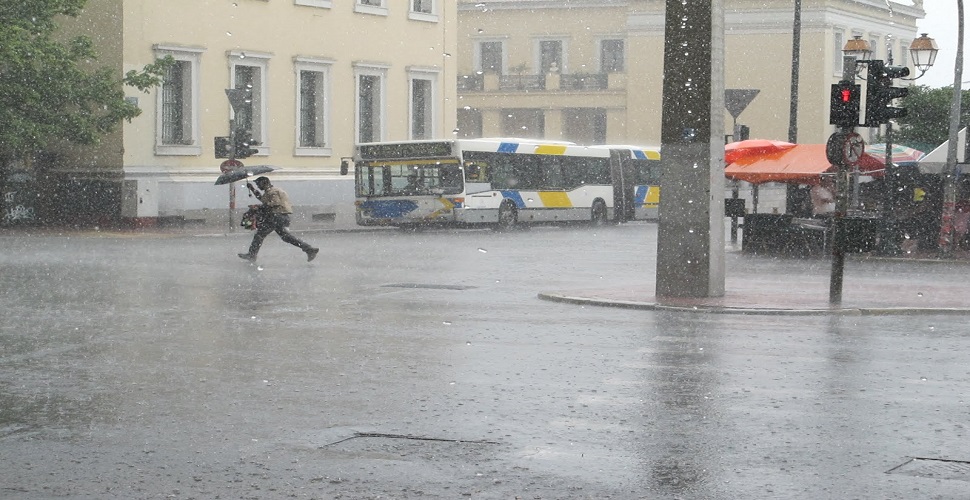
353, 138, 661, 229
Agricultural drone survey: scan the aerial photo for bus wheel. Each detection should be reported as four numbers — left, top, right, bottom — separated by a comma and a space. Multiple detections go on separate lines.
591, 200, 608, 226
494, 202, 518, 231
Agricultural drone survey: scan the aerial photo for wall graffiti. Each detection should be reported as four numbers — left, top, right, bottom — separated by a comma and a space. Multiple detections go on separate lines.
3, 190, 37, 222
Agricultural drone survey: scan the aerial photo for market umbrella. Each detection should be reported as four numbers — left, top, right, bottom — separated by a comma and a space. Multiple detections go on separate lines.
864, 143, 926, 165
724, 139, 796, 164
725, 144, 884, 185
214, 165, 276, 185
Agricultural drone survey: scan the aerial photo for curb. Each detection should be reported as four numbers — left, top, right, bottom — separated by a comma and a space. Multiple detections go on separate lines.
537, 292, 970, 316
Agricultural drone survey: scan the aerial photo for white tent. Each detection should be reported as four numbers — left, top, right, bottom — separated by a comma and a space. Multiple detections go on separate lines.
919, 127, 967, 174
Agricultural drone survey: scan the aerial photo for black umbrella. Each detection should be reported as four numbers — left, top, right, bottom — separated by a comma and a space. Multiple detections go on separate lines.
214, 165, 276, 185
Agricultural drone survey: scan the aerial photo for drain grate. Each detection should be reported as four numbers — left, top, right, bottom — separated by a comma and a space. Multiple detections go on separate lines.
887, 457, 970, 481
382, 283, 476, 290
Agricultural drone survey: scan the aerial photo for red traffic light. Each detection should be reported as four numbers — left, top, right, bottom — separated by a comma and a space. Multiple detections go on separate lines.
840, 88, 852, 103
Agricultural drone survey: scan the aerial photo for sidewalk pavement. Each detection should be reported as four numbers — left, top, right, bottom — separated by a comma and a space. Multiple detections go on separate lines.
5, 219, 969, 315
540, 249, 970, 316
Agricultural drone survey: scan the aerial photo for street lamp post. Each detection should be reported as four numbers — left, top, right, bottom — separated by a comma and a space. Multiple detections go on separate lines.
841, 32, 938, 256
940, 3, 964, 256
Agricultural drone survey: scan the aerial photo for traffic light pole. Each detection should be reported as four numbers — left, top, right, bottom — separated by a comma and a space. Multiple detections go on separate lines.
879, 51, 900, 256
827, 57, 864, 305
879, 121, 898, 255
228, 118, 237, 231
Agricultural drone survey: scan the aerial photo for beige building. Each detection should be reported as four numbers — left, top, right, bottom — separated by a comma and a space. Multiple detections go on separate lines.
456, 0, 925, 148
49, 0, 457, 226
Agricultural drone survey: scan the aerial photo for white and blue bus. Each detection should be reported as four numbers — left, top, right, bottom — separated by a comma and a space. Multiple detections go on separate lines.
353, 138, 661, 229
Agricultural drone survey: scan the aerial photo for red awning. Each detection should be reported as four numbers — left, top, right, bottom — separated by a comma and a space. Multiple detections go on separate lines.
725, 143, 884, 185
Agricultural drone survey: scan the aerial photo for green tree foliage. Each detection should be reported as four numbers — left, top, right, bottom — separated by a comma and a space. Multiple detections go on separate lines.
0, 0, 172, 163
894, 85, 970, 153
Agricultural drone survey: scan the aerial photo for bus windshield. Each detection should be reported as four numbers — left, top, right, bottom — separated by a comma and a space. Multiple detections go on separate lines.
356, 159, 463, 197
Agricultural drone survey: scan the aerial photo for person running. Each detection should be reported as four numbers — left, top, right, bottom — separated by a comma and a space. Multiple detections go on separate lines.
238, 176, 319, 262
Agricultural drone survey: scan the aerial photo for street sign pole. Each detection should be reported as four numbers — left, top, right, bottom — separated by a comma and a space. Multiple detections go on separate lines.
827, 57, 865, 306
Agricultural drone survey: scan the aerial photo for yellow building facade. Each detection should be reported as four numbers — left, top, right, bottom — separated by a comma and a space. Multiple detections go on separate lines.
456, 0, 925, 148
53, 0, 457, 226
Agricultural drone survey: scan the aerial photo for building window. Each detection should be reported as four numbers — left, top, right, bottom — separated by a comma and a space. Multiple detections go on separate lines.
478, 41, 504, 75
230, 53, 270, 153
501, 109, 544, 139
154, 45, 202, 155
563, 108, 607, 145
355, 65, 387, 143
409, 0, 437, 21
834, 31, 844, 74
601, 39, 624, 73
295, 58, 332, 156
412, 0, 432, 14
356, 0, 387, 15
538, 40, 564, 73
457, 108, 483, 139
409, 70, 438, 140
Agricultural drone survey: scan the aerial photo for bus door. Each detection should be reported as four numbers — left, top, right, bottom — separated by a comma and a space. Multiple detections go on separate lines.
610, 150, 636, 222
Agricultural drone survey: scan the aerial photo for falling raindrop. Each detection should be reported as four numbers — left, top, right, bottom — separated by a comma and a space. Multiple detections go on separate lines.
477, 28, 485, 33
478, 248, 488, 253
443, 321, 452, 325
226, 32, 233, 37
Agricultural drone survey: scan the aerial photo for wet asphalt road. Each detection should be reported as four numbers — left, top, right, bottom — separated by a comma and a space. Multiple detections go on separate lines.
1, 224, 969, 499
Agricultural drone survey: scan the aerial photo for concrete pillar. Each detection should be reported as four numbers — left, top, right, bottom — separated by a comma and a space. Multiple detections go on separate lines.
655, 0, 726, 298
544, 108, 564, 141
481, 109, 504, 137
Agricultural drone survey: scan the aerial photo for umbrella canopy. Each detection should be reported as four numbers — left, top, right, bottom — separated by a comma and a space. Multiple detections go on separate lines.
918, 127, 967, 174
724, 139, 796, 164
864, 143, 926, 165
214, 165, 276, 185
725, 144, 884, 185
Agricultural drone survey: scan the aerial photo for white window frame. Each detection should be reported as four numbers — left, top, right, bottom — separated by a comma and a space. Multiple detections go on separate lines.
356, 0, 388, 16
295, 0, 332, 8
228, 51, 271, 156
408, 67, 440, 140
153, 45, 203, 156
409, 0, 437, 22
475, 38, 507, 74
596, 36, 625, 74
834, 30, 845, 75
294, 57, 333, 157
354, 63, 389, 144
533, 37, 568, 74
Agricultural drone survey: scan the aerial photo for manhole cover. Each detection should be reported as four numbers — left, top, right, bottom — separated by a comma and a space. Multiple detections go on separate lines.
382, 283, 476, 290
887, 457, 970, 481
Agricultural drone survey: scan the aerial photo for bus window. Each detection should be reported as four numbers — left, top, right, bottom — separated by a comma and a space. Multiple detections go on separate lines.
632, 159, 661, 185
538, 156, 564, 189
562, 156, 611, 188
464, 162, 486, 181
440, 167, 463, 193
356, 163, 389, 197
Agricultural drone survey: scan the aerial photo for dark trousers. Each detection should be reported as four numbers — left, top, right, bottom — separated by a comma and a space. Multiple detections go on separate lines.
247, 213, 313, 256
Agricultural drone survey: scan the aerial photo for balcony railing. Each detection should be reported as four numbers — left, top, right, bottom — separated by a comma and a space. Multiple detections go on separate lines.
499, 74, 545, 91
457, 72, 621, 92
457, 73, 484, 92
559, 73, 609, 91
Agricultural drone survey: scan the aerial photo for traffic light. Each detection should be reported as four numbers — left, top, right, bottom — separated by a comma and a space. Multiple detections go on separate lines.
233, 130, 259, 159
864, 60, 910, 127
829, 80, 861, 129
